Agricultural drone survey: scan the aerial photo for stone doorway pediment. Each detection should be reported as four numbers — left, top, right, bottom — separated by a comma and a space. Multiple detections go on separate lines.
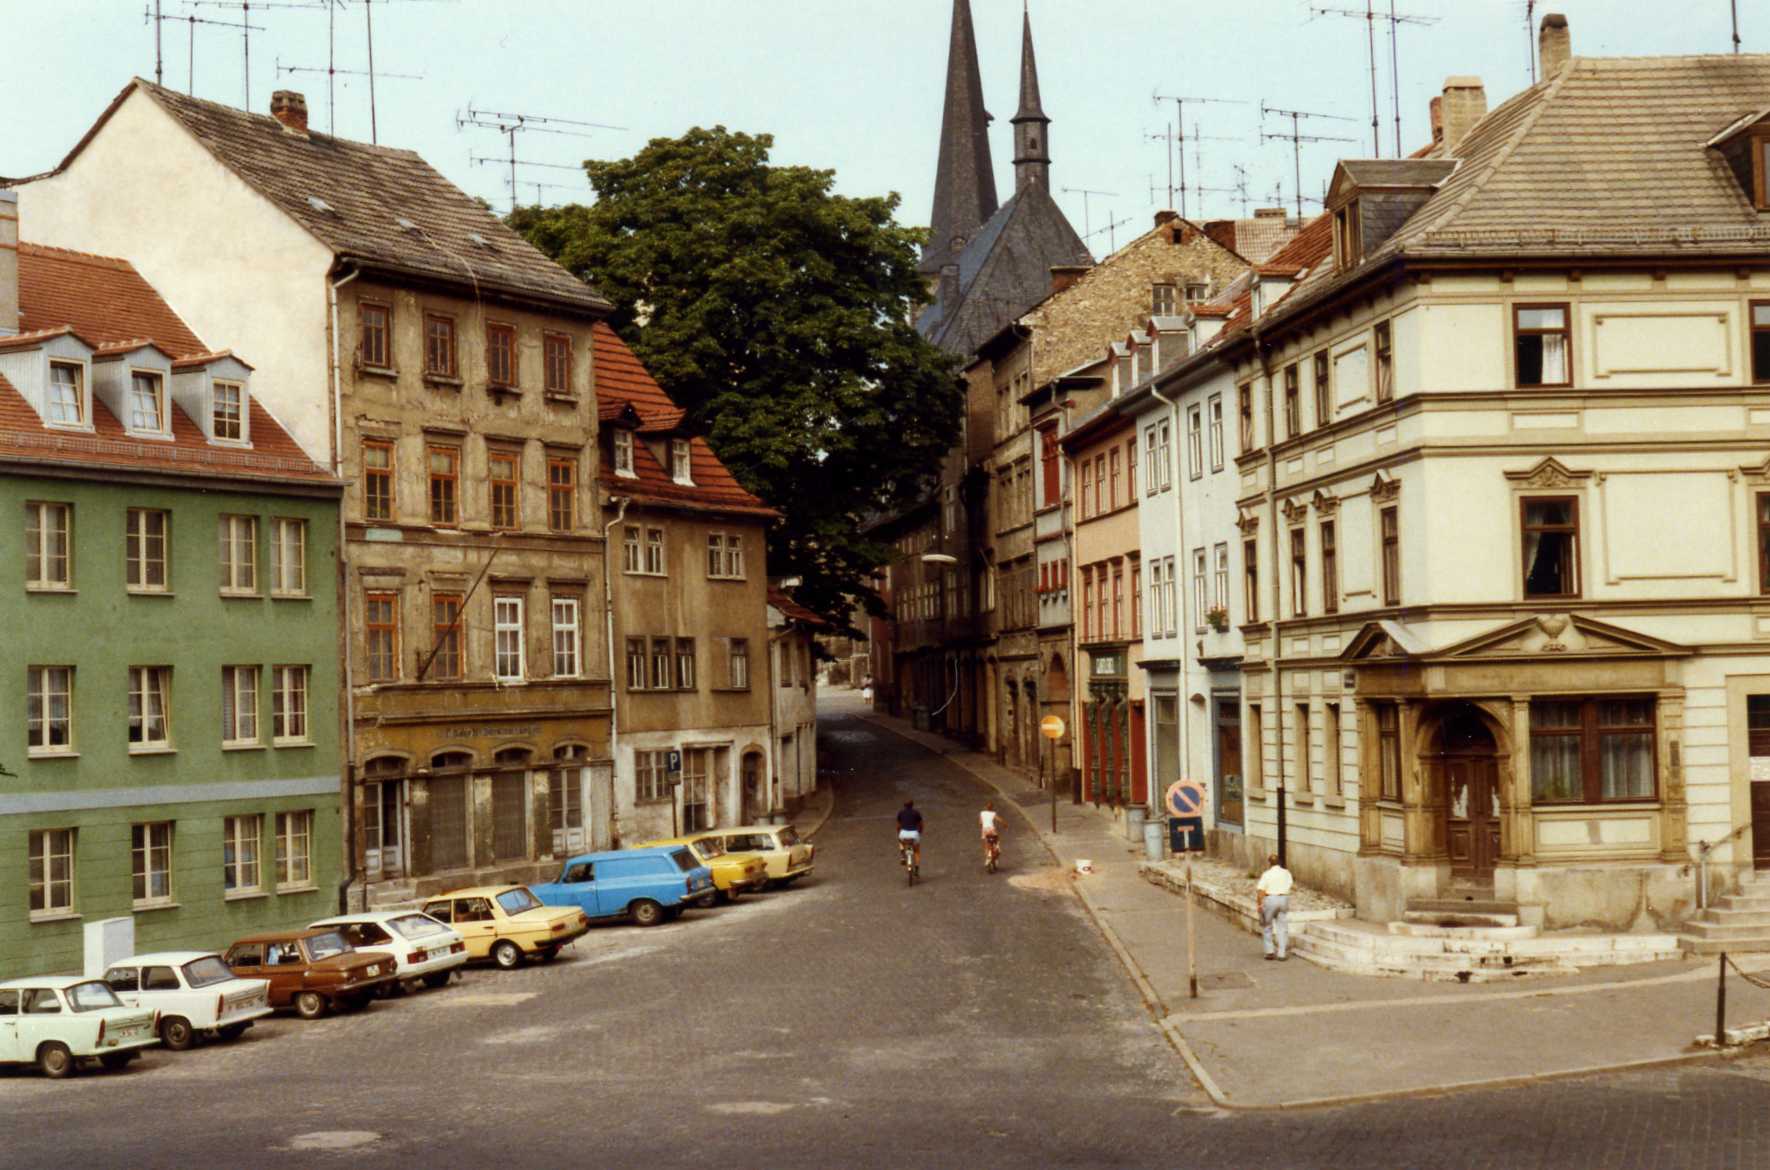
1432, 613, 1690, 661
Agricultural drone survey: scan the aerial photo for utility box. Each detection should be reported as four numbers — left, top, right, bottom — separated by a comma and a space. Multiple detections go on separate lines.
83, 916, 134, 978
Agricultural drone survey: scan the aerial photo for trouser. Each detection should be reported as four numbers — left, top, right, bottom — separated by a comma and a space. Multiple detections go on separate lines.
1261, 895, 1290, 958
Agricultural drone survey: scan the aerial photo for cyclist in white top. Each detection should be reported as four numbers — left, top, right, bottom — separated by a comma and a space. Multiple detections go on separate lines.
979, 801, 1003, 867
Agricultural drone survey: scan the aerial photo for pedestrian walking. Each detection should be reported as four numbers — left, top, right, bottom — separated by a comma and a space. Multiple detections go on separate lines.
861, 674, 874, 705
1256, 853, 1293, 961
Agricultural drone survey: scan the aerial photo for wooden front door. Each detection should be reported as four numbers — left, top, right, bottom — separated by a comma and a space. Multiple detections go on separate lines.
1445, 755, 1501, 883
1753, 782, 1770, 870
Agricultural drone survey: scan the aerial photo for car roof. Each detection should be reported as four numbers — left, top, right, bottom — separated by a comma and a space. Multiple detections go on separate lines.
562, 845, 685, 863
228, 928, 336, 945
107, 951, 218, 966
702, 825, 791, 835
0, 975, 102, 990
421, 885, 528, 899
309, 911, 429, 925
635, 838, 701, 847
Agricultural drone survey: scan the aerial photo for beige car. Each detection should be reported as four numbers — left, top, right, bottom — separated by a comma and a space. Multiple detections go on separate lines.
692, 825, 815, 888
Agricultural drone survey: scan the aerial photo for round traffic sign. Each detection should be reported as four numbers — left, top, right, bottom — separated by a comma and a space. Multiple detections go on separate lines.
1039, 715, 1066, 740
1165, 779, 1207, 819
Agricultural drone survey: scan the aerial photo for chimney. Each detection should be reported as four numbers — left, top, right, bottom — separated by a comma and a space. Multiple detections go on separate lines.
270, 90, 309, 137
1440, 77, 1488, 155
1153, 209, 1179, 229
1049, 264, 1089, 295
1254, 207, 1287, 219
1429, 96, 1444, 145
1538, 13, 1571, 79
0, 189, 17, 337
1203, 219, 1238, 253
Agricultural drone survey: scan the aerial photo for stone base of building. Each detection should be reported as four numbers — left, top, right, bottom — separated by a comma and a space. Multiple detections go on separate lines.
356, 858, 560, 911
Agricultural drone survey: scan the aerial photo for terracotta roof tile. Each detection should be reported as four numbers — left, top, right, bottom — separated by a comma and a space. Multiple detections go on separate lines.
18, 244, 206, 357
769, 587, 829, 628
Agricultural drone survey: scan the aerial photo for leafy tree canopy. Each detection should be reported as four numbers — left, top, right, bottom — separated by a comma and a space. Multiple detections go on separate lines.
510, 127, 960, 622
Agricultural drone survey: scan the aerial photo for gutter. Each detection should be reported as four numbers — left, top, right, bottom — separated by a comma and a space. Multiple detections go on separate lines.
328, 265, 360, 913
601, 494, 631, 823
1250, 317, 1288, 865
1148, 376, 1186, 823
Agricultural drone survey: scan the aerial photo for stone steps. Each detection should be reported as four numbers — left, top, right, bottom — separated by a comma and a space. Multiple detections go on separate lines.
1678, 871, 1770, 956
1389, 921, 1538, 941
1294, 919, 1682, 981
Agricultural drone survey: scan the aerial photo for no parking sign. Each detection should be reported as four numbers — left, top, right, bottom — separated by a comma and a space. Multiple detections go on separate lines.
1164, 779, 1206, 819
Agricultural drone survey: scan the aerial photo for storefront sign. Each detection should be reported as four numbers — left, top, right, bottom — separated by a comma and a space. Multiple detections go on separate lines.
443, 724, 541, 740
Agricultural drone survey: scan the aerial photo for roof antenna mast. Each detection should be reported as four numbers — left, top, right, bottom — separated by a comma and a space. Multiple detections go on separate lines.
143, 5, 263, 98
182, 0, 327, 110
457, 106, 626, 215
1150, 90, 1247, 218
1732, 0, 1742, 52
1259, 102, 1357, 219
1058, 186, 1118, 241
1308, 3, 1438, 156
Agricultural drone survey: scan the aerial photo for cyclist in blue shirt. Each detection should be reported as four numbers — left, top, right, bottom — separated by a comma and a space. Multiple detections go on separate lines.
896, 800, 924, 870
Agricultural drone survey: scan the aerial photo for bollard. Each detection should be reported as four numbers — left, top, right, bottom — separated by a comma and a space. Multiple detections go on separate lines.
1126, 806, 1147, 844
1716, 952, 1728, 1047
1143, 817, 1166, 861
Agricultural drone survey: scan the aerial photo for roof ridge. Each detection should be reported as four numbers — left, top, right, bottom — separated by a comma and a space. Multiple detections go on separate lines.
17, 241, 133, 269
137, 78, 425, 160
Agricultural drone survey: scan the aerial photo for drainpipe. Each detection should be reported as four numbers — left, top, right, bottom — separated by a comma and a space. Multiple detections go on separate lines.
329, 266, 361, 911
601, 495, 631, 829
1150, 377, 1187, 824
1251, 321, 1286, 865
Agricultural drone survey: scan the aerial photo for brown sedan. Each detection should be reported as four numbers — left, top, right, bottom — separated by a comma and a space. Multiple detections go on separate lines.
223, 929, 397, 1020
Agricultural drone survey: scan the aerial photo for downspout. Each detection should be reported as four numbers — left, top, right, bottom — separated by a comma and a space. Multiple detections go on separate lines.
602, 494, 631, 833
1150, 377, 1186, 824
1252, 319, 1287, 865
329, 265, 360, 913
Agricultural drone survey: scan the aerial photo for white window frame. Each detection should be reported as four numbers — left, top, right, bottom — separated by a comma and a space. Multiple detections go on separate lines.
726, 637, 751, 689
1192, 548, 1208, 632
28, 828, 75, 917
275, 810, 313, 890
272, 665, 310, 744
644, 527, 666, 575
26, 665, 73, 755
127, 369, 168, 435
132, 820, 174, 907
1144, 427, 1159, 496
1187, 406, 1203, 479
270, 518, 307, 597
1158, 420, 1174, 490
1163, 555, 1179, 637
1208, 394, 1224, 470
676, 637, 696, 690
222, 814, 263, 895
128, 666, 172, 751
25, 501, 71, 590
1213, 543, 1230, 609
636, 750, 670, 802
218, 515, 258, 595
671, 438, 694, 485
622, 525, 642, 574
211, 380, 247, 444
613, 429, 637, 477
707, 532, 746, 579
222, 665, 259, 747
46, 360, 85, 427
494, 595, 526, 682
126, 508, 168, 592
551, 597, 582, 678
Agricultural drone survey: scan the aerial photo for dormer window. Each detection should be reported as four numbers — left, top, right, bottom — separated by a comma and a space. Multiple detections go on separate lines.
213, 381, 245, 442
670, 438, 694, 485
46, 362, 83, 426
129, 371, 165, 432
612, 429, 636, 477
1334, 203, 1362, 269
1705, 112, 1770, 210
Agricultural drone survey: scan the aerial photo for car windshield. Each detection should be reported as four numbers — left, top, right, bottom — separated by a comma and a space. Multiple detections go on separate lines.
670, 848, 698, 873
390, 914, 450, 940
182, 956, 235, 988
496, 888, 543, 915
306, 932, 350, 961
777, 827, 800, 847
694, 839, 725, 859
66, 981, 123, 1012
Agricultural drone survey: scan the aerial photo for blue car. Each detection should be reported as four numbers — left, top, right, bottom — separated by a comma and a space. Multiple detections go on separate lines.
531, 846, 716, 928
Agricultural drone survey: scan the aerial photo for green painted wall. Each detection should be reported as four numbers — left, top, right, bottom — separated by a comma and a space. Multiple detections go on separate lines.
0, 471, 342, 978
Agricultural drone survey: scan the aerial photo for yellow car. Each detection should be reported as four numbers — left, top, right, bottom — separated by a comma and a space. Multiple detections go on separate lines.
420, 885, 590, 969
692, 825, 816, 889
639, 836, 767, 903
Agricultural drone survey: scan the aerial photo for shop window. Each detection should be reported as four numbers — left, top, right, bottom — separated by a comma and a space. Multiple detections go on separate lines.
1530, 697, 1657, 803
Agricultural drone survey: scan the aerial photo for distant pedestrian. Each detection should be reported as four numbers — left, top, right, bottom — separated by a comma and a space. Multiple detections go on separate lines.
1256, 853, 1293, 962
861, 674, 874, 704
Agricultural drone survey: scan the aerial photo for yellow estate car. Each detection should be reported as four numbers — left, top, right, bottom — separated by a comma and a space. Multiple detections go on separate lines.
421, 885, 591, 969
692, 825, 815, 889
638, 836, 767, 903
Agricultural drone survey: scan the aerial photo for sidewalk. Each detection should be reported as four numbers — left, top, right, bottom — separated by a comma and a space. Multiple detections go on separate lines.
850, 700, 1770, 1109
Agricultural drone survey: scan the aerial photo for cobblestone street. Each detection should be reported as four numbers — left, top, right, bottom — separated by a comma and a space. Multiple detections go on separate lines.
8, 705, 1770, 1169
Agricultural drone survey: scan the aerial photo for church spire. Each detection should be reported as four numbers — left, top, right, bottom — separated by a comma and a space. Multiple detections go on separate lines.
923, 0, 998, 277
1011, 3, 1051, 193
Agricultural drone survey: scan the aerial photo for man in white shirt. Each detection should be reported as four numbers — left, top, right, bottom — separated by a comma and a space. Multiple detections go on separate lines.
1255, 853, 1293, 961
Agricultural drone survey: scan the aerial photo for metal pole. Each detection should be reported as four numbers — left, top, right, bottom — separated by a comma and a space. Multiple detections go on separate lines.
1175, 98, 1187, 219
155, 0, 163, 85
1389, 0, 1402, 156
1366, 0, 1380, 156
1715, 952, 1728, 1045
365, 0, 378, 144
1291, 113, 1303, 221
1186, 855, 1198, 998
189, 15, 195, 95
242, 0, 250, 109
1733, 0, 1742, 52
1049, 733, 1057, 834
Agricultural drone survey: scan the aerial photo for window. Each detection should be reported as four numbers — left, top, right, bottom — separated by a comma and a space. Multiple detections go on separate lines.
275, 811, 313, 889
25, 501, 71, 589
1080, 459, 1093, 517
1163, 555, 1179, 637
270, 519, 306, 596
726, 637, 751, 689
1237, 382, 1254, 451
1374, 321, 1394, 403
637, 750, 670, 802
552, 597, 581, 677
1213, 543, 1229, 609
363, 438, 394, 522
223, 815, 262, 894
1187, 406, 1203, 478
1753, 303, 1770, 384
1522, 497, 1580, 598
486, 322, 516, 387
1334, 202, 1361, 268
1143, 427, 1159, 496
1208, 395, 1224, 470
612, 429, 635, 477
1081, 568, 1094, 640
1041, 427, 1060, 505
1111, 563, 1124, 638
1312, 352, 1330, 429
1320, 521, 1338, 614
1289, 528, 1307, 618
675, 637, 696, 690
46, 361, 82, 425
124, 508, 167, 592
132, 821, 173, 905
222, 666, 258, 745
1760, 494, 1770, 593
671, 438, 694, 485
488, 450, 520, 530
212, 381, 244, 442
1192, 549, 1207, 632
1381, 506, 1400, 606
26, 666, 72, 753
650, 637, 671, 690
218, 515, 257, 594
1131, 559, 1142, 638
1377, 704, 1401, 801
1093, 454, 1105, 515
1109, 448, 1122, 508
272, 666, 309, 743
1325, 703, 1342, 796
1514, 304, 1571, 388
708, 532, 746, 579
1248, 704, 1264, 789
1296, 704, 1312, 792
365, 591, 399, 682
28, 828, 74, 916
1243, 537, 1259, 624
424, 313, 457, 377
1185, 281, 1208, 303
128, 371, 165, 432
1152, 283, 1176, 315
359, 302, 391, 368
1126, 438, 1137, 503
428, 445, 459, 525
547, 455, 576, 531
494, 595, 525, 681
626, 637, 647, 690
1158, 421, 1173, 490
1283, 364, 1300, 438
1530, 697, 1657, 803
431, 593, 463, 680
541, 331, 576, 398
646, 527, 666, 575
128, 666, 171, 749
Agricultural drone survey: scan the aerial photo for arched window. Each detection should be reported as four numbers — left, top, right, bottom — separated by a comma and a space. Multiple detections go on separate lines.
430, 750, 473, 772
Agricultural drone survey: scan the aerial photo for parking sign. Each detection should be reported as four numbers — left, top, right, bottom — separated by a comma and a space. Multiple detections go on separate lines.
666, 750, 682, 774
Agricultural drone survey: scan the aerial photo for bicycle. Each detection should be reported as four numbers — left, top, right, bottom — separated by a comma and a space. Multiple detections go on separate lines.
899, 835, 920, 885
983, 831, 1001, 874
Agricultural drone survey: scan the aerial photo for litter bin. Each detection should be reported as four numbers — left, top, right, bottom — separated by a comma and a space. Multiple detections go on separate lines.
1125, 805, 1147, 843
1143, 818, 1167, 861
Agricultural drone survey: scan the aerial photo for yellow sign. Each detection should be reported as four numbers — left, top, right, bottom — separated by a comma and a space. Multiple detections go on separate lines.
1039, 715, 1066, 740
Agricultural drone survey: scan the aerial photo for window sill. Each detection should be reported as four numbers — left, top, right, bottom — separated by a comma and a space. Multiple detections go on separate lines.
26, 585, 76, 595
224, 889, 270, 903
1322, 796, 1347, 810
614, 469, 639, 479
487, 383, 522, 396
711, 687, 753, 694
29, 910, 81, 925
544, 392, 579, 406
423, 373, 464, 390
128, 747, 177, 757
271, 592, 312, 602
357, 364, 400, 380
132, 900, 180, 914
126, 587, 173, 597
219, 591, 263, 601
494, 678, 527, 686
222, 742, 266, 752
636, 797, 674, 807
1246, 786, 1268, 802
276, 884, 318, 896
28, 750, 78, 760
273, 739, 315, 750
707, 575, 747, 583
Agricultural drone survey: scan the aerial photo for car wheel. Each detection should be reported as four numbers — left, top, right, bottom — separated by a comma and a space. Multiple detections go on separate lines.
98, 1052, 136, 1072
778, 876, 800, 888
37, 1042, 75, 1079
338, 993, 372, 1013
491, 940, 523, 969
629, 899, 664, 927
160, 1016, 195, 1051
421, 971, 453, 990
718, 887, 741, 905
217, 1023, 250, 1042
538, 946, 561, 964
295, 991, 329, 1020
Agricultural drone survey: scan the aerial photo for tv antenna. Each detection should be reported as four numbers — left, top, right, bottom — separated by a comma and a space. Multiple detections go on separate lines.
275, 55, 422, 136
1260, 103, 1357, 219
1308, 3, 1440, 157
470, 156, 588, 209
1058, 186, 1119, 240
1732, 0, 1742, 53
1083, 212, 1136, 256
458, 106, 626, 213
179, 1, 324, 111
1151, 92, 1247, 220
144, 3, 264, 98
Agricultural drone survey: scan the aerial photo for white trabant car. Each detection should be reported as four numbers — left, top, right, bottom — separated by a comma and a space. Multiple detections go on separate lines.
0, 976, 159, 1078
102, 952, 273, 1050
307, 911, 469, 992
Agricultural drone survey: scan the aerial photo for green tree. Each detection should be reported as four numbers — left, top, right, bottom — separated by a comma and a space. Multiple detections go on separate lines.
509, 127, 959, 621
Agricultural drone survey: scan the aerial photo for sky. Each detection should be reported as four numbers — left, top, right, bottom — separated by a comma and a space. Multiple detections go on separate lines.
0, 1, 1755, 253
